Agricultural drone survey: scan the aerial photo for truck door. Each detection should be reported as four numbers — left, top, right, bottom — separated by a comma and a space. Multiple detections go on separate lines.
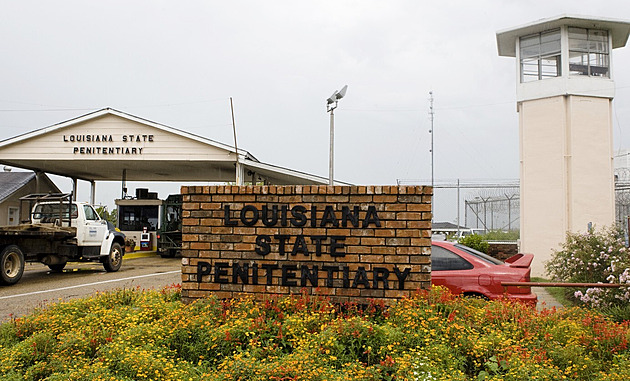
78, 205, 108, 246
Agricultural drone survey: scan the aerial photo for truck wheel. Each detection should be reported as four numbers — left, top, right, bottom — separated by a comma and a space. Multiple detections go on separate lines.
0, 245, 25, 285
103, 242, 123, 272
160, 249, 177, 258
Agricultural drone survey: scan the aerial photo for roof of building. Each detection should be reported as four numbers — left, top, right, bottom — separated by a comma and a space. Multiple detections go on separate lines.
0, 171, 35, 203
432, 221, 468, 231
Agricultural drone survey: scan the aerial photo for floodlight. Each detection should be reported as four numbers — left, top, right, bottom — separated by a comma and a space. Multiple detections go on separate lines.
327, 91, 338, 104
336, 85, 348, 100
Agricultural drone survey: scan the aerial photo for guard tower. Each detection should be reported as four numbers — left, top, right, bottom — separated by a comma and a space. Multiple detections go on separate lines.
497, 15, 630, 275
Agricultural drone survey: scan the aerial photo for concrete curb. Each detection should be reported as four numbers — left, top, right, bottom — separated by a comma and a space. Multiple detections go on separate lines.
125, 251, 159, 259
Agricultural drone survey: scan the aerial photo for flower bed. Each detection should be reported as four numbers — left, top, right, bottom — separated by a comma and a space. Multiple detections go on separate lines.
0, 286, 629, 380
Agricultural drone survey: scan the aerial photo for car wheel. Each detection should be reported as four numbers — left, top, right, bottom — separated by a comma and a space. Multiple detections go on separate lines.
103, 242, 123, 272
0, 245, 25, 285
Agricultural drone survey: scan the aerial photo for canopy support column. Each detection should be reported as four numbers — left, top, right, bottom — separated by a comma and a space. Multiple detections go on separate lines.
235, 162, 244, 185
90, 180, 96, 205
121, 169, 128, 199
35, 171, 44, 193
72, 178, 78, 201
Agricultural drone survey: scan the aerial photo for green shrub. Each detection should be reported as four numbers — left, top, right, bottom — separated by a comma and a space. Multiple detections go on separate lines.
482, 230, 519, 241
601, 304, 630, 323
458, 234, 489, 253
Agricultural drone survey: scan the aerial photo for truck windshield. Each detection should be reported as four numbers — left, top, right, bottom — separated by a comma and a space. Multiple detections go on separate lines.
33, 203, 78, 220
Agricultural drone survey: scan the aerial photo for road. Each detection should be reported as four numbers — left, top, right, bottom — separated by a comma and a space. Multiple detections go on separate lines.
0, 254, 181, 322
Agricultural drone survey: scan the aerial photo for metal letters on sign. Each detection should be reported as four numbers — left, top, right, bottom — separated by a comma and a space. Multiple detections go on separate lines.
196, 204, 414, 290
62, 134, 154, 155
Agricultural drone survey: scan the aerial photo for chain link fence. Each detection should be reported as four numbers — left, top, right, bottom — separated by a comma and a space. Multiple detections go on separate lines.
615, 168, 630, 227
397, 179, 520, 232
400, 174, 630, 233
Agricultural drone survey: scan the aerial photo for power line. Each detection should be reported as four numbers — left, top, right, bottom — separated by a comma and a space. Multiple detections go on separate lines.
0, 98, 229, 112
0, 108, 98, 112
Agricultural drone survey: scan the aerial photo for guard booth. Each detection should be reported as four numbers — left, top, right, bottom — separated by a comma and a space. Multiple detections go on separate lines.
115, 188, 161, 252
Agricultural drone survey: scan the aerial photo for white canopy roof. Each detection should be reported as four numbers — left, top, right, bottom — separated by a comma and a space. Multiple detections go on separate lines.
0, 108, 332, 185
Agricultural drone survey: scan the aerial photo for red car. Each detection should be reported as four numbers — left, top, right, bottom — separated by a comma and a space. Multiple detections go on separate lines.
431, 241, 537, 306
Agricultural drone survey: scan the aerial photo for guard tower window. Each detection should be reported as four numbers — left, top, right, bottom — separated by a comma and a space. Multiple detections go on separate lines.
569, 27, 609, 77
519, 29, 561, 82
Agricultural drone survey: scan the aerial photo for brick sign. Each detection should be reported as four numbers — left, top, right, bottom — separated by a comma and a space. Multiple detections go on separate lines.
181, 185, 432, 304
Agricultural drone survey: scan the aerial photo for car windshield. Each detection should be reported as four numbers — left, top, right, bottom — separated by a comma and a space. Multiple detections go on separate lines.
454, 244, 504, 265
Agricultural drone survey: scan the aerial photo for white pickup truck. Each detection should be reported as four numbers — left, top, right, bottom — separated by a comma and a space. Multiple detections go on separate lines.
0, 193, 126, 285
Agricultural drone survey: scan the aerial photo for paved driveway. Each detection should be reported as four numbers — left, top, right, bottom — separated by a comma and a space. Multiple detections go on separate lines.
0, 254, 181, 322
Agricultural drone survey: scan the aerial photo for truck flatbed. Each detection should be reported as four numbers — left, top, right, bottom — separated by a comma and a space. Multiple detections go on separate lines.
0, 224, 76, 238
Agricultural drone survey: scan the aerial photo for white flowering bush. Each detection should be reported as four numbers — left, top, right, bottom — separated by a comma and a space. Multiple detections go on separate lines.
545, 226, 630, 308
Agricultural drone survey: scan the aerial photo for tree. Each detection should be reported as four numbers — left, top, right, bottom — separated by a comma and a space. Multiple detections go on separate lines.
96, 206, 118, 225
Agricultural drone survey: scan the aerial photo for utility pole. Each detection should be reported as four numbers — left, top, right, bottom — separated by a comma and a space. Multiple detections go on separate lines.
457, 178, 460, 235
230, 97, 243, 185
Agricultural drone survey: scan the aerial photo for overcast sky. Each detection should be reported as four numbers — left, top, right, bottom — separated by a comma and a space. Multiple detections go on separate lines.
1, 1, 630, 222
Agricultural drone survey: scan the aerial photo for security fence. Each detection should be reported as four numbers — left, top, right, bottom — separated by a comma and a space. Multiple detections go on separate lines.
615, 168, 630, 226
400, 175, 630, 233
397, 179, 520, 232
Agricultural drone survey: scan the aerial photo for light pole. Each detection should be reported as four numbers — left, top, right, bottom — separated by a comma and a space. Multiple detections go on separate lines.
429, 91, 434, 223
326, 85, 348, 185
429, 91, 434, 189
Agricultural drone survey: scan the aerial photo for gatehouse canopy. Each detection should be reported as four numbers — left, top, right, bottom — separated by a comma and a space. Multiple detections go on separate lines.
0, 108, 330, 186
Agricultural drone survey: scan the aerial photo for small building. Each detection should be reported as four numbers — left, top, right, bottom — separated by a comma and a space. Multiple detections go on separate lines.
115, 188, 162, 251
0, 170, 60, 225
432, 221, 478, 239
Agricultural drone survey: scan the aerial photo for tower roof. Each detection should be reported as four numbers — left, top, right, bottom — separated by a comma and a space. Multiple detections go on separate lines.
497, 14, 630, 57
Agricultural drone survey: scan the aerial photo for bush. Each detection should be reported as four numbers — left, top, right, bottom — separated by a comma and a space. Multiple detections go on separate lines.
483, 230, 519, 241
545, 225, 630, 310
458, 234, 489, 253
